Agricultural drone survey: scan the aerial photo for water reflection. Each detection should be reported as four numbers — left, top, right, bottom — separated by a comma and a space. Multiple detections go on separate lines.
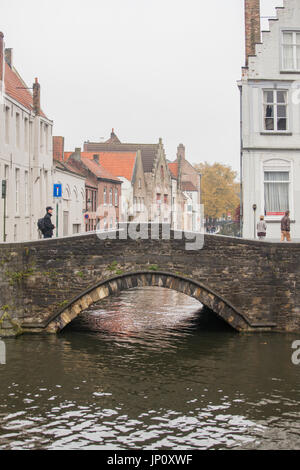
0, 288, 299, 450
66, 287, 231, 351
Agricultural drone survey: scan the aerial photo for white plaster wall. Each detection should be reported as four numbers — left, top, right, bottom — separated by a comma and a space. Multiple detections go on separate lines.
52, 167, 86, 238
0, 92, 53, 242
242, 0, 300, 240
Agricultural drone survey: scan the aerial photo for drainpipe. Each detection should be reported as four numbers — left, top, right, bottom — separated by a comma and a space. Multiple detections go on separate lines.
239, 84, 243, 238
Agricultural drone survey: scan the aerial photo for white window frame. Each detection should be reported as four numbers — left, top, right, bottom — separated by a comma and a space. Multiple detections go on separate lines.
262, 89, 288, 133
15, 168, 20, 215
24, 171, 29, 216
261, 159, 293, 221
281, 30, 300, 72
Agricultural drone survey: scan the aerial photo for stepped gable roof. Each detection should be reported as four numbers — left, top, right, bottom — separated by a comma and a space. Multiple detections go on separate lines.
81, 157, 121, 183
84, 141, 159, 173
4, 62, 47, 118
105, 128, 121, 144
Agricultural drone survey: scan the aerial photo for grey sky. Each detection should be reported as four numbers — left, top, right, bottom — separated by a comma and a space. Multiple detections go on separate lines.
0, 0, 283, 174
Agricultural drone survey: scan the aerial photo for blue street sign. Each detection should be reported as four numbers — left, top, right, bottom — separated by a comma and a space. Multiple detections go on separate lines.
53, 184, 62, 198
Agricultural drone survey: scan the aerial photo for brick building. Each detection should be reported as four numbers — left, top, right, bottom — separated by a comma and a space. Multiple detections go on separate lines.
84, 130, 173, 224
83, 130, 202, 230
65, 148, 122, 231
168, 144, 202, 231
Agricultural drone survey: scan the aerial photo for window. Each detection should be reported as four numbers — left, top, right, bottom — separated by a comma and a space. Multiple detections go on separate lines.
5, 107, 10, 144
264, 171, 290, 217
92, 189, 97, 212
15, 168, 20, 215
40, 122, 44, 151
45, 125, 48, 153
24, 118, 29, 151
138, 178, 141, 189
109, 188, 113, 206
282, 31, 300, 70
73, 224, 81, 234
263, 90, 287, 131
104, 187, 107, 205
115, 188, 118, 206
16, 113, 20, 147
25, 171, 29, 216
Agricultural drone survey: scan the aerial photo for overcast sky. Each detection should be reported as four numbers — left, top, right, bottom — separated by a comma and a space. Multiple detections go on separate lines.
0, 0, 283, 174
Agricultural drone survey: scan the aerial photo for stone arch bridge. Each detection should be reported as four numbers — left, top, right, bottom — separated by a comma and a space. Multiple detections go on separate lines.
0, 224, 300, 336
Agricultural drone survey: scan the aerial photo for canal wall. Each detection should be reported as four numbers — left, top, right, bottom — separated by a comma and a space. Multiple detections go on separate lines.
0, 226, 300, 335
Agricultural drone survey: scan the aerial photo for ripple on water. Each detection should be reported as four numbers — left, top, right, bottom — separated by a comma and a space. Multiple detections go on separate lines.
0, 287, 300, 450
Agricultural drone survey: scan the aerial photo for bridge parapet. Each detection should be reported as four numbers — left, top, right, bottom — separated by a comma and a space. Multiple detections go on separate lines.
0, 225, 300, 335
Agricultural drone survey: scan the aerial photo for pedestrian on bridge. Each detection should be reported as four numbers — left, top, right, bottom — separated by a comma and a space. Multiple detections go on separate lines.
281, 211, 291, 242
257, 216, 267, 240
38, 207, 55, 239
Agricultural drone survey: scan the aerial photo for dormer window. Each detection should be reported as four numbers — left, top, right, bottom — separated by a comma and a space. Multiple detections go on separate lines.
282, 31, 300, 71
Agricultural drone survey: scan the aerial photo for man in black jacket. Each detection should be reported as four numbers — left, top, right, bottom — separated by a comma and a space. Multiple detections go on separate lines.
43, 207, 55, 239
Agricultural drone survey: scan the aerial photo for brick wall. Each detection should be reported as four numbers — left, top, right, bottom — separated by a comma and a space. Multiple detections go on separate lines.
53, 136, 65, 162
245, 0, 261, 65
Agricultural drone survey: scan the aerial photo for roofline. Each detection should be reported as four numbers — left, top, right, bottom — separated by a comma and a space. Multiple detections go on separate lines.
54, 163, 86, 180
97, 177, 123, 185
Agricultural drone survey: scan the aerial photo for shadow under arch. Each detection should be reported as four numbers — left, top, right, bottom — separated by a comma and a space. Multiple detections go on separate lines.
46, 271, 252, 333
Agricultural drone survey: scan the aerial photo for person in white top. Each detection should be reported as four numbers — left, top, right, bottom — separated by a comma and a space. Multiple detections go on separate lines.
257, 216, 267, 241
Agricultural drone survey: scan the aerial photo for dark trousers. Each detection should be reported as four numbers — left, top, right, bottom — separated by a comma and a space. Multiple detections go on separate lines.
43, 234, 53, 239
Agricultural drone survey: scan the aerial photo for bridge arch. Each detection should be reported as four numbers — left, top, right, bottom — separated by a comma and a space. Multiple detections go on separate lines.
46, 272, 252, 333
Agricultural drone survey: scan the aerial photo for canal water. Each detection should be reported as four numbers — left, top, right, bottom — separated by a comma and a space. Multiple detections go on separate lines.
0, 287, 299, 450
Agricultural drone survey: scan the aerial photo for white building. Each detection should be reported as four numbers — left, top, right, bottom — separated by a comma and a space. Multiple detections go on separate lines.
240, 0, 300, 240
52, 160, 86, 237
0, 32, 53, 242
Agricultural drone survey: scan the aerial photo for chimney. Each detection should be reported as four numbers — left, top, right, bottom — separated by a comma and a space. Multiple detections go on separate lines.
93, 154, 99, 163
33, 77, 41, 115
177, 143, 185, 161
0, 32, 4, 84
73, 147, 81, 161
5, 48, 12, 68
245, 0, 261, 66
53, 136, 65, 162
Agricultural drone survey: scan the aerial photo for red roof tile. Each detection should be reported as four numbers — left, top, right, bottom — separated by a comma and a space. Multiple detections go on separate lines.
84, 142, 159, 173
4, 63, 47, 118
65, 151, 137, 181
81, 157, 121, 183
168, 162, 178, 179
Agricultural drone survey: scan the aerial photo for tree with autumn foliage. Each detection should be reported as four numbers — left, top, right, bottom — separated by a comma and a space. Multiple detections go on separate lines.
194, 162, 240, 220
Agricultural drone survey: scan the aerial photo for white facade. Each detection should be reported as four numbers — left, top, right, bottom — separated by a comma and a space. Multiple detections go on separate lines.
240, 0, 300, 240
118, 176, 133, 222
0, 86, 53, 242
183, 190, 199, 232
52, 165, 86, 237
